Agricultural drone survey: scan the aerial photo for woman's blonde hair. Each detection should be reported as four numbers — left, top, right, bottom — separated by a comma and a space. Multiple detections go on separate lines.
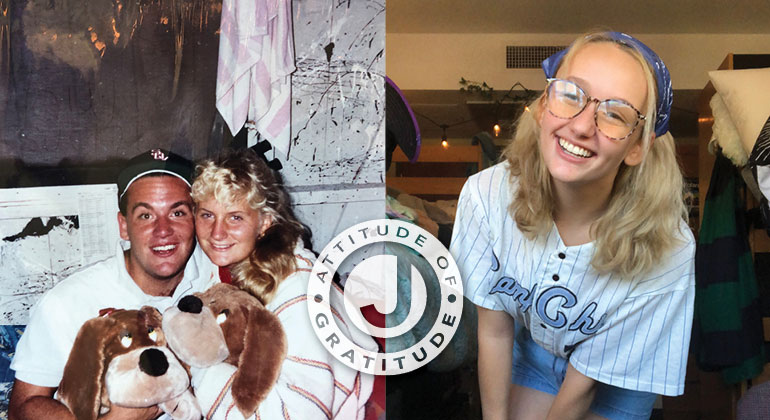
503, 31, 688, 277
192, 149, 306, 304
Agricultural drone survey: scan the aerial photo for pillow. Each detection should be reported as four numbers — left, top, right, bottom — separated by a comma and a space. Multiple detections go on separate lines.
709, 93, 747, 166
709, 67, 770, 157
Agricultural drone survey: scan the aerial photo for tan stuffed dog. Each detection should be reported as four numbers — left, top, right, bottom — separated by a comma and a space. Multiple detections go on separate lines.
57, 306, 200, 420
163, 283, 287, 417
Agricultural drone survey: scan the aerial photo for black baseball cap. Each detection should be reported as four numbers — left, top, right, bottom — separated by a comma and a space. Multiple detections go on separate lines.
117, 149, 193, 199
386, 76, 421, 163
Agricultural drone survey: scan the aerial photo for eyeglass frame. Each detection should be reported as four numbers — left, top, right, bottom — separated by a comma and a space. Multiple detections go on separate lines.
544, 78, 647, 141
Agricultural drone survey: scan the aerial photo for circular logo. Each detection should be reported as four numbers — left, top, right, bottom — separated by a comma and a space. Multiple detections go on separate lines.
307, 219, 463, 375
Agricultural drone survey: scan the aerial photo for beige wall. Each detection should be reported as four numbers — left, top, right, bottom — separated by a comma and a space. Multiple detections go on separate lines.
387, 33, 770, 90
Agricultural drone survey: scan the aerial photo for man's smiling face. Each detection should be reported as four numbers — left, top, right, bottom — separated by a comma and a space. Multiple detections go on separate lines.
118, 175, 195, 287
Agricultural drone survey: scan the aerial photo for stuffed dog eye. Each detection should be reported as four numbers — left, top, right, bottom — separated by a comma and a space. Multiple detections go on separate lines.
216, 309, 229, 325
148, 327, 158, 342
120, 331, 132, 348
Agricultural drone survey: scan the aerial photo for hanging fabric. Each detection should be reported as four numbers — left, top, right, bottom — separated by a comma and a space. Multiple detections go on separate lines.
693, 153, 766, 383
216, 0, 295, 158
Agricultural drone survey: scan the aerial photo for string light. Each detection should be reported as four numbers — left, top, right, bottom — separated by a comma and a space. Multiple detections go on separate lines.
413, 110, 475, 147
441, 124, 449, 147
488, 81, 536, 138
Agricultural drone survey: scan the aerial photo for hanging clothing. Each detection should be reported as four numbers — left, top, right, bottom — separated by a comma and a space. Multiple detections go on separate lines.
693, 153, 766, 384
216, 0, 295, 158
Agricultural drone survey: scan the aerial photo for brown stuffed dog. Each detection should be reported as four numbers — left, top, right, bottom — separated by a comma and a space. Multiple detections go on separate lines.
57, 306, 200, 420
163, 283, 287, 417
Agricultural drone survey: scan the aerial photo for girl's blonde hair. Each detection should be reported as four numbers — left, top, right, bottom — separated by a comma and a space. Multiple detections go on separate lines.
192, 149, 306, 304
503, 31, 687, 277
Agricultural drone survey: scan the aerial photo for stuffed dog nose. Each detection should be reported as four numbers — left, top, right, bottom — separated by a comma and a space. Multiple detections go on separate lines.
139, 348, 169, 377
178, 295, 203, 313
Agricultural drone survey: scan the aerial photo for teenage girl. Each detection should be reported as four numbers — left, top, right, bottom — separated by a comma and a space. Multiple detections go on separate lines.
451, 31, 694, 420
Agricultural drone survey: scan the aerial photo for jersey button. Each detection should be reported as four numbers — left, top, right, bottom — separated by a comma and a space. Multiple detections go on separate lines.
552, 274, 560, 281
558, 252, 566, 259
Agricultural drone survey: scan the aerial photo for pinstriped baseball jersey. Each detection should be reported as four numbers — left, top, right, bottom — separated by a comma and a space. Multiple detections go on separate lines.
450, 163, 695, 396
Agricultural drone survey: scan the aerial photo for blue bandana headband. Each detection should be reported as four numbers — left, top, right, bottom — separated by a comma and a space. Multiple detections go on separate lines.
541, 32, 672, 138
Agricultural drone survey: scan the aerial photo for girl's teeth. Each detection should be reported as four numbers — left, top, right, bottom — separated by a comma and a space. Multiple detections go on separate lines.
559, 138, 592, 158
153, 244, 175, 251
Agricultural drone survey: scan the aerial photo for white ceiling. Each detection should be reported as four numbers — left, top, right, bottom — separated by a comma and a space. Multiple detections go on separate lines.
387, 0, 770, 34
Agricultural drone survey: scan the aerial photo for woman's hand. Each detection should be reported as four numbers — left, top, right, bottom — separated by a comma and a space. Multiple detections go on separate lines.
545, 363, 597, 420
476, 306, 515, 420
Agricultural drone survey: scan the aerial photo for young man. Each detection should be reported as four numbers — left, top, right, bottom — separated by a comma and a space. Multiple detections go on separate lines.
8, 149, 218, 420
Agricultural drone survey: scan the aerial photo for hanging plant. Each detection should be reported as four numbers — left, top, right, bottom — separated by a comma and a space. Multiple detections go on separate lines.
459, 78, 495, 101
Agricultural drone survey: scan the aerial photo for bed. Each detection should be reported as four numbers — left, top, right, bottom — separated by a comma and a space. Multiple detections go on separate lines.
387, 143, 486, 245
388, 144, 484, 199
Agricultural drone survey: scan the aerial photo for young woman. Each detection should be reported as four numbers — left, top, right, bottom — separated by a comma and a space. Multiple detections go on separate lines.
191, 148, 375, 419
450, 31, 694, 420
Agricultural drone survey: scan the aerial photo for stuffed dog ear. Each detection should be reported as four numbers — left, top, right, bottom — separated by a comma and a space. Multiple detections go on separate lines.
138, 305, 164, 344
139, 305, 163, 328
231, 304, 287, 415
58, 316, 116, 420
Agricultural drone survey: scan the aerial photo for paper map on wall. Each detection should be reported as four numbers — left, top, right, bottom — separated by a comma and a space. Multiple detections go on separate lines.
0, 185, 120, 325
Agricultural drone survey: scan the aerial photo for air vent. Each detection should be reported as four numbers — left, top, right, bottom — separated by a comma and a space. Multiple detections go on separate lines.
506, 46, 566, 69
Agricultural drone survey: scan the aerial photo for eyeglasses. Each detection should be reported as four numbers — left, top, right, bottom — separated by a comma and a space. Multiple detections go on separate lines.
545, 78, 646, 141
